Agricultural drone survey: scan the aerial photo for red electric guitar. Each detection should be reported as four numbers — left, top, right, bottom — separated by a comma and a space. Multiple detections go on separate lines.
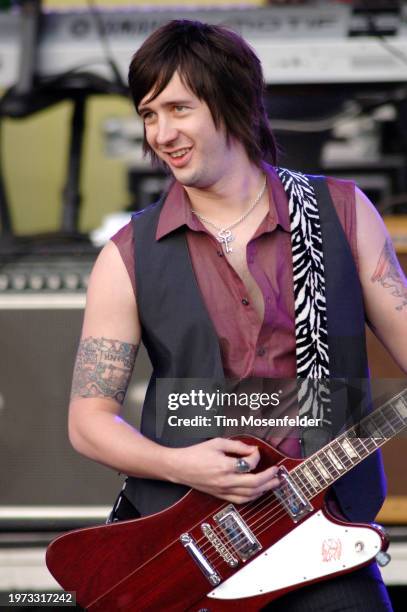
46, 389, 406, 611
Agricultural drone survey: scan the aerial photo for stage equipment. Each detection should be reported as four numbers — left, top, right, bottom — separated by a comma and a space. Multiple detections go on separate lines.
0, 275, 151, 523
1, 2, 407, 88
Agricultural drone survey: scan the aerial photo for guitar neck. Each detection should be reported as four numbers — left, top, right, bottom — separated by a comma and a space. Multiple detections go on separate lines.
293, 388, 407, 497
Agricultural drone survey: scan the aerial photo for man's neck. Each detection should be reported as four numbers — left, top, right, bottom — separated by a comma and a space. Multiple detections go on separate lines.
183, 163, 265, 225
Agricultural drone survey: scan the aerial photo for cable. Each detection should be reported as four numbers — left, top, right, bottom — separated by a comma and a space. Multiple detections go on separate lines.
375, 33, 407, 68
270, 102, 361, 133
268, 81, 407, 133
38, 59, 116, 83
86, 0, 127, 93
368, 13, 407, 69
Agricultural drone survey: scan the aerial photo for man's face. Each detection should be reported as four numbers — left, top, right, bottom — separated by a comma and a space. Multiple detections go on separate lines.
138, 71, 233, 189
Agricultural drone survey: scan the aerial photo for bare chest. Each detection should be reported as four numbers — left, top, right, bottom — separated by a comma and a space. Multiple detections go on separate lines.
222, 235, 265, 322
199, 199, 270, 322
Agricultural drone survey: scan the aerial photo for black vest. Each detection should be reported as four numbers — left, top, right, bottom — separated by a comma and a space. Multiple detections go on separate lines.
125, 175, 386, 521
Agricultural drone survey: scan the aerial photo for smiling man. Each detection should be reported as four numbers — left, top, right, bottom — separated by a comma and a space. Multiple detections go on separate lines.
67, 20, 406, 611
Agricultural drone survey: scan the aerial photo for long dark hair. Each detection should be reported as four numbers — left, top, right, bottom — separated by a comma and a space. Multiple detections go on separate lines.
128, 20, 278, 167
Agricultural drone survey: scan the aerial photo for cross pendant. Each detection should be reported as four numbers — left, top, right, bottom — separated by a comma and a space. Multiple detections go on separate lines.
218, 229, 234, 254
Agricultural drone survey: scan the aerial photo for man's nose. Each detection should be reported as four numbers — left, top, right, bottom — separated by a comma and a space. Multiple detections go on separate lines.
155, 117, 178, 146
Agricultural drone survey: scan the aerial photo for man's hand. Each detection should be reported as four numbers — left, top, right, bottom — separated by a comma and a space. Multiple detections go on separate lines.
168, 437, 280, 504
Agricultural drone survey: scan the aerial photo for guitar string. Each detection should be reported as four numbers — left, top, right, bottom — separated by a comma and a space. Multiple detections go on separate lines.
191, 399, 406, 567
233, 405, 405, 539
199, 454, 336, 563
196, 390, 406, 555
204, 431, 403, 568
198, 468, 317, 561
198, 436, 360, 561
90, 403, 405, 598
196, 443, 340, 556
198, 456, 338, 560
203, 435, 385, 570
198, 410, 405, 562
195, 392, 407, 556
247, 426, 403, 551
196, 424, 361, 555
194, 466, 306, 556
246, 428, 396, 539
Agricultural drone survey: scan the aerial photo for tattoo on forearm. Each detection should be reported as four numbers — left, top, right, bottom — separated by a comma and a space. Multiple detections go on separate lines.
370, 238, 407, 311
71, 337, 139, 404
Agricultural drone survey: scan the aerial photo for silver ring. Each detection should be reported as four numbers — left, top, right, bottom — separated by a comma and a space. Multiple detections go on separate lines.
235, 458, 251, 474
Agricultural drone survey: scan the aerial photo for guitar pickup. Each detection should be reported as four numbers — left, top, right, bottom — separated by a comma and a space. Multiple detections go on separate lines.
273, 466, 313, 523
213, 505, 261, 561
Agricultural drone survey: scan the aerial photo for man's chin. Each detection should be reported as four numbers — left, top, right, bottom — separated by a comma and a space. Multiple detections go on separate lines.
170, 167, 199, 187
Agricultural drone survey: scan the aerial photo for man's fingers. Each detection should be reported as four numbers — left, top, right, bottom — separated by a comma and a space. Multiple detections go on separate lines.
227, 454, 258, 474
216, 438, 259, 457
226, 465, 280, 489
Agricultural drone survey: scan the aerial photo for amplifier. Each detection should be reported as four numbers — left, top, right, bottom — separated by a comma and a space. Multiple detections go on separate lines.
0, 253, 94, 294
0, 287, 151, 517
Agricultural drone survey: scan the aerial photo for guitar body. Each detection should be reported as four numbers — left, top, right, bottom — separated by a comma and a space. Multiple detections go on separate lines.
46, 436, 388, 611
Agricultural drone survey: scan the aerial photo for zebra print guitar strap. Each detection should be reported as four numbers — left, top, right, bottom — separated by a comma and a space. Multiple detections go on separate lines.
275, 167, 332, 438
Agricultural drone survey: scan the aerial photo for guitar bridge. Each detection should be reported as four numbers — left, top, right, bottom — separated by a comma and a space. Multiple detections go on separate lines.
273, 466, 313, 522
180, 533, 221, 586
213, 505, 261, 561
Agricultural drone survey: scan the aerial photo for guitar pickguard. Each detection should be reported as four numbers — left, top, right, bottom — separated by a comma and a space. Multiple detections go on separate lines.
208, 510, 381, 600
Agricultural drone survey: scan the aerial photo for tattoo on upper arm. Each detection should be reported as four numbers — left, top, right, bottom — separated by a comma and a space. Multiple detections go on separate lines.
71, 337, 139, 404
370, 238, 407, 311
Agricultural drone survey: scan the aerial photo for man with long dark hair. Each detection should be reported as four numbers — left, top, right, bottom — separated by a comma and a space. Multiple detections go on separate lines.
68, 20, 405, 610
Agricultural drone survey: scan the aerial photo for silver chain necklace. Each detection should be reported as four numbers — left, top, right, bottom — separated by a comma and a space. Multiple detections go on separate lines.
191, 175, 267, 254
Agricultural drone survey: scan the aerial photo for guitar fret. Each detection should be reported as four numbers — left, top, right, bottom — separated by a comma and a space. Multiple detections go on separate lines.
365, 430, 381, 446
387, 407, 405, 429
338, 438, 360, 461
392, 396, 407, 421
294, 463, 318, 496
298, 464, 319, 498
325, 447, 345, 472
320, 449, 341, 478
353, 437, 369, 457
300, 464, 321, 494
386, 409, 404, 432
332, 439, 353, 468
290, 470, 313, 497
370, 412, 392, 438
362, 417, 385, 442
313, 457, 333, 483
303, 460, 326, 491
287, 390, 406, 501
382, 404, 400, 436
377, 410, 397, 434
308, 461, 327, 488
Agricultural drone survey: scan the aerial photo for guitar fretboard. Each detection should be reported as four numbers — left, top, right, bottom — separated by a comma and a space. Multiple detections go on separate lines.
290, 388, 407, 498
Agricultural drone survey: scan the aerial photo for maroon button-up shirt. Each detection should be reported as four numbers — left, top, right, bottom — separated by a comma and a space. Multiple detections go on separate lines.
111, 164, 357, 460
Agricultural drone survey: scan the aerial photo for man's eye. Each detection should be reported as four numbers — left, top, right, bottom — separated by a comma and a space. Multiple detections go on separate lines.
142, 112, 154, 122
174, 105, 187, 112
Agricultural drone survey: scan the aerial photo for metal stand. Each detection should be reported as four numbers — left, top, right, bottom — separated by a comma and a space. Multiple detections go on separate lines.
0, 0, 127, 253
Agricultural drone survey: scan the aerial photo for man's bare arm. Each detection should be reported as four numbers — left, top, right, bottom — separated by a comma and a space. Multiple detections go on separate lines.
370, 237, 407, 312
68, 240, 279, 503
355, 188, 407, 371
71, 336, 139, 404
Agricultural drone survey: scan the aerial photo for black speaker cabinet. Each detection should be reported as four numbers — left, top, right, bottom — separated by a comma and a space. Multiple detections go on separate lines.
0, 295, 151, 510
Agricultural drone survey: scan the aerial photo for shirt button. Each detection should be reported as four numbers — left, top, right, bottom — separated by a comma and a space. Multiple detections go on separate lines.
241, 298, 250, 306
256, 347, 266, 357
